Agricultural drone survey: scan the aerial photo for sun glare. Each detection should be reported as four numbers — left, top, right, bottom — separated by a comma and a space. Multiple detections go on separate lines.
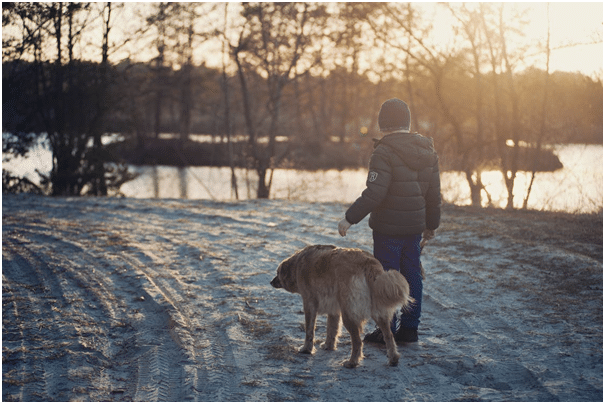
416, 2, 603, 77
520, 2, 603, 76
6, 3, 602, 78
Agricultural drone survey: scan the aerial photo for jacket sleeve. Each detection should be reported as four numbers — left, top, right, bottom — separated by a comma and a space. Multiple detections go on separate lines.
425, 158, 441, 230
345, 147, 391, 225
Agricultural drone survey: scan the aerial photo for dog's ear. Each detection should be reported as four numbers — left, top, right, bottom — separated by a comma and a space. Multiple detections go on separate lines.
274, 258, 298, 293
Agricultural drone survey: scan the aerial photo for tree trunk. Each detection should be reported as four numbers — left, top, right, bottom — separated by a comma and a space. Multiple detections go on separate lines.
223, 4, 238, 200
90, 2, 112, 196
256, 167, 270, 199
524, 4, 551, 210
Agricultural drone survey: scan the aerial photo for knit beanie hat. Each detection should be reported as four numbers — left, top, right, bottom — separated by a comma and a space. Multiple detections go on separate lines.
378, 98, 411, 132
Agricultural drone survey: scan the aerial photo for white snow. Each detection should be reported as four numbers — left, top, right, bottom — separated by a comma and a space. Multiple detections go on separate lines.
2, 194, 602, 401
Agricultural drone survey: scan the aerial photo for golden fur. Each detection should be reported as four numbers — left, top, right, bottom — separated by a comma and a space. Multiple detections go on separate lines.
270, 245, 413, 368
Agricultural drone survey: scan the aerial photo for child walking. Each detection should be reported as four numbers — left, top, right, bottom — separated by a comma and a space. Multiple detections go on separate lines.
338, 98, 441, 343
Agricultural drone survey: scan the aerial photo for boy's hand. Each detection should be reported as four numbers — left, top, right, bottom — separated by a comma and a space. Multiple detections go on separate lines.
338, 218, 352, 237
420, 229, 436, 248
422, 229, 435, 241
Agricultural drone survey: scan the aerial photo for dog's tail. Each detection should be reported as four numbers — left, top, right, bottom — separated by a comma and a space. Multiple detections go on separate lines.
370, 270, 414, 311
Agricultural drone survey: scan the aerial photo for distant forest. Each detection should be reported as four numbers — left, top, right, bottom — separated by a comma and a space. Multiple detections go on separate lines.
2, 3, 602, 205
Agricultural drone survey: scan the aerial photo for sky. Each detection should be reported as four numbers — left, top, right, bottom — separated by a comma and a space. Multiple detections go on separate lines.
406, 2, 603, 77
100, 2, 603, 78
506, 2, 602, 76
3, 2, 602, 77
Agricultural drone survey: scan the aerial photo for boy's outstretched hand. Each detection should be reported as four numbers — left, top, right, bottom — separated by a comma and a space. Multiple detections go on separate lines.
338, 218, 352, 237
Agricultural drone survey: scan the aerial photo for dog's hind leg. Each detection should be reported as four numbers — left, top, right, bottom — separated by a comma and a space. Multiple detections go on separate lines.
321, 313, 341, 351
375, 316, 400, 366
299, 304, 317, 354
341, 313, 364, 368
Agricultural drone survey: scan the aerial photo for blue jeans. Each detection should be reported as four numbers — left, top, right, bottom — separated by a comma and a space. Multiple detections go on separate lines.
372, 231, 423, 332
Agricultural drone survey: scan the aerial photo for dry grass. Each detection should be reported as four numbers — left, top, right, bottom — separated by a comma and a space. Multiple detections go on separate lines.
441, 204, 603, 260
237, 314, 273, 337
265, 341, 297, 362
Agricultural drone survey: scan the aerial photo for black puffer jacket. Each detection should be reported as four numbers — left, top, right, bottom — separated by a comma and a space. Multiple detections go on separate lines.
345, 132, 441, 236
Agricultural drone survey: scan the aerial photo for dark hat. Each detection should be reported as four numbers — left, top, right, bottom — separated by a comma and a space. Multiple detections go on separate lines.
378, 98, 411, 132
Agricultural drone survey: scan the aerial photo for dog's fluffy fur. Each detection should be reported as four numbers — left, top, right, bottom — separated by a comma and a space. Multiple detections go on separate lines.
270, 245, 413, 368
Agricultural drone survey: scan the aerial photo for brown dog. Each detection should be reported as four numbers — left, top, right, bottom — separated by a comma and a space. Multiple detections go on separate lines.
270, 245, 413, 368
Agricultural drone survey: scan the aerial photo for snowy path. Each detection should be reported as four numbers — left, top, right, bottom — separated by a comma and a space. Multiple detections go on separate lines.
2, 194, 602, 401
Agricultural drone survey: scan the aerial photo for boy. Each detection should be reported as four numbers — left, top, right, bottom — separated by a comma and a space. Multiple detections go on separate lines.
338, 98, 441, 343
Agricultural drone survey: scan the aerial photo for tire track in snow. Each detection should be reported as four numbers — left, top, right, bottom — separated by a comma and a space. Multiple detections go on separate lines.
109, 206, 275, 401
2, 230, 136, 400
2, 237, 75, 402
33, 201, 248, 401
90, 246, 197, 401
3, 222, 176, 401
35, 213, 200, 401
2, 252, 45, 401
106, 223, 242, 401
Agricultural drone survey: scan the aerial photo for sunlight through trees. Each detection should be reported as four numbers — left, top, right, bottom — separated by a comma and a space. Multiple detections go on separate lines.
2, 2, 602, 205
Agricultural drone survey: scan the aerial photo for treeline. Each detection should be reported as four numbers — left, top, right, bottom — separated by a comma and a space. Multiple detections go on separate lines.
2, 3, 602, 206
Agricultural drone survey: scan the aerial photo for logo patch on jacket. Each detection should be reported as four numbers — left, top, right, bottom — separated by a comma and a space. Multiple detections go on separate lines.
368, 171, 378, 182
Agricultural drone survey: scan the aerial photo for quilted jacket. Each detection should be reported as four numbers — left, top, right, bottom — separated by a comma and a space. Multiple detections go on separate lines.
345, 132, 441, 236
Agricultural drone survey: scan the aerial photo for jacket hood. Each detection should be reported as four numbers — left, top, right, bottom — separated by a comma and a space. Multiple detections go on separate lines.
375, 132, 438, 171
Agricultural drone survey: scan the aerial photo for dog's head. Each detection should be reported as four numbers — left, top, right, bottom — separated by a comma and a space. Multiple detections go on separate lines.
270, 257, 298, 293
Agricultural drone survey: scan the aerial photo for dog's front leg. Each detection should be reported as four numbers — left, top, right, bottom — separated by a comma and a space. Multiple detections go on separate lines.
299, 304, 317, 354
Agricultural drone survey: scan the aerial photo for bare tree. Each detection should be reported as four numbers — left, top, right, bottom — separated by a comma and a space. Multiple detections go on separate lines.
3, 2, 136, 196
523, 4, 551, 209
146, 2, 171, 140
220, 3, 239, 199
88, 2, 113, 196
480, 3, 531, 209
168, 3, 218, 147
231, 2, 328, 198
41, 3, 94, 195
447, 3, 492, 206
372, 3, 485, 206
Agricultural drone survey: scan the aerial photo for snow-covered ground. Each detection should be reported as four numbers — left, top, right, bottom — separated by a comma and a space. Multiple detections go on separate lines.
2, 194, 602, 401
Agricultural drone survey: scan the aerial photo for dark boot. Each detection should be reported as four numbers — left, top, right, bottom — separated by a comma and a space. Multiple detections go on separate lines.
363, 327, 385, 344
395, 327, 418, 343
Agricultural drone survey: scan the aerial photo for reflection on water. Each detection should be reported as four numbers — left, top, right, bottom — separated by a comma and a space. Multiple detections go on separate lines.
120, 144, 602, 214
2, 140, 601, 213
121, 166, 370, 202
